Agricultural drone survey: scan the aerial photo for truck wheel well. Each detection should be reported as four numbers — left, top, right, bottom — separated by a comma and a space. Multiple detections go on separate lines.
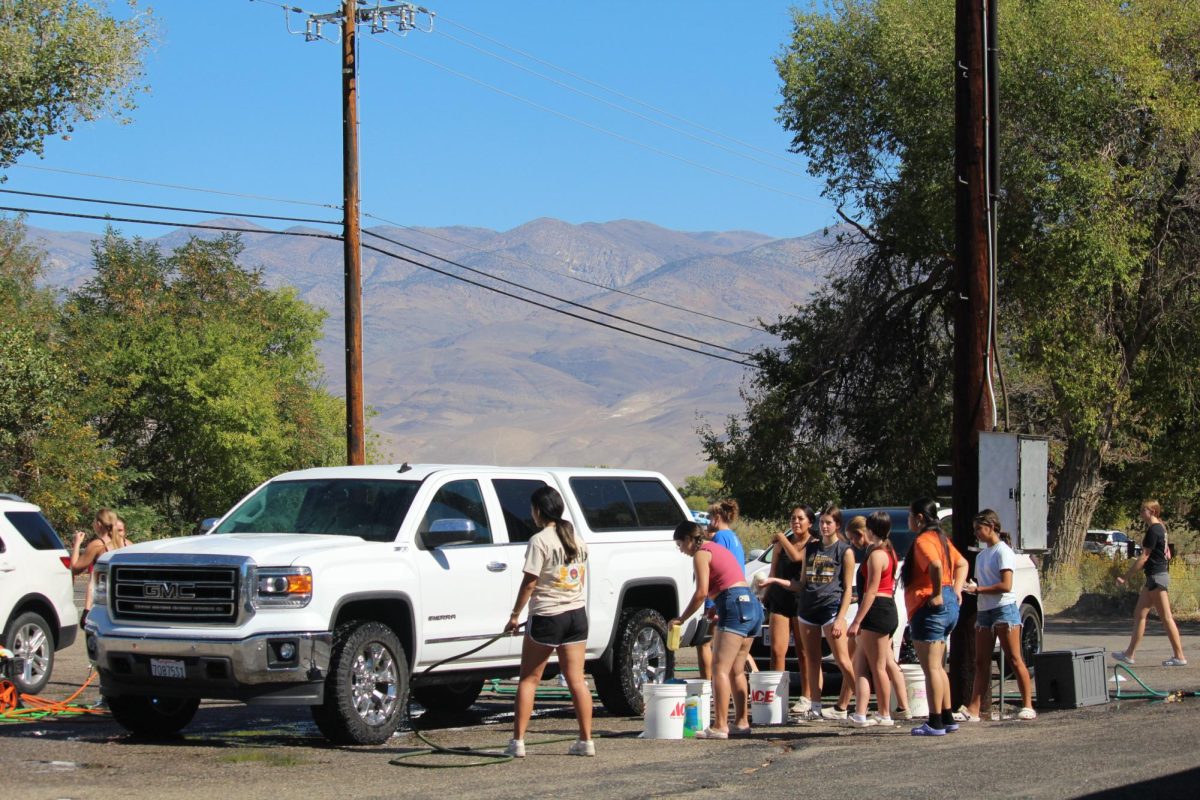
618, 583, 677, 620
332, 598, 414, 667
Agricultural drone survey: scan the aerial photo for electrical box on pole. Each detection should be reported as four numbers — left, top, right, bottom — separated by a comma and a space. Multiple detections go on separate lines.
978, 431, 1049, 552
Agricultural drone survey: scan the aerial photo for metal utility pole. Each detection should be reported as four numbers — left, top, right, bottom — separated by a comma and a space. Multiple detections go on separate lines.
276, 1, 435, 466
949, 0, 997, 705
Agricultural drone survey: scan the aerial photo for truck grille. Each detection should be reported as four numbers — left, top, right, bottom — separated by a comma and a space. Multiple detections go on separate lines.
112, 565, 240, 624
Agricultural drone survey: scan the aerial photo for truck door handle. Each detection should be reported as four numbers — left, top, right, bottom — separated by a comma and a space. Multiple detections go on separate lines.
486, 562, 508, 572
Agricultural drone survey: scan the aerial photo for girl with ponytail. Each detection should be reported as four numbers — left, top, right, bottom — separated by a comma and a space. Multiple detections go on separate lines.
902, 498, 968, 736
504, 485, 593, 758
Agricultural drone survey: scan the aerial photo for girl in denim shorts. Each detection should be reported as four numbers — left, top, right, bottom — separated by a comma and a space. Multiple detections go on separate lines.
959, 510, 1035, 722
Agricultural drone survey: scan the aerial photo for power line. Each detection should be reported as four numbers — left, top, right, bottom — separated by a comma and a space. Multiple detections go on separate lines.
361, 210, 771, 333
365, 35, 826, 205
8, 163, 339, 210
432, 27, 813, 181
7, 164, 775, 332
1, 203, 757, 370
2, 186, 757, 352
362, 241, 757, 370
0, 188, 340, 227
363, 228, 753, 356
0, 205, 343, 240
437, 15, 804, 171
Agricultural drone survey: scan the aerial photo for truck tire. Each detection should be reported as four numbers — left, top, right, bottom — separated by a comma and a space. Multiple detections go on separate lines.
1015, 603, 1043, 675
4, 611, 54, 695
312, 619, 409, 745
412, 678, 484, 713
593, 607, 668, 716
107, 695, 200, 737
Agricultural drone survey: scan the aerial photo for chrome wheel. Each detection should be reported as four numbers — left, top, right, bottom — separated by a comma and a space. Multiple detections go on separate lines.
14, 622, 50, 686
350, 640, 400, 726
630, 625, 666, 691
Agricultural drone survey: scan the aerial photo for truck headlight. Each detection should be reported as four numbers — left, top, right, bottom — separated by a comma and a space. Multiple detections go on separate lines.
93, 567, 109, 607
254, 567, 312, 608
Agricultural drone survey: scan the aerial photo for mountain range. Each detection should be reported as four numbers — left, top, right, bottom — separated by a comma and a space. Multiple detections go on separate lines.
26, 217, 837, 484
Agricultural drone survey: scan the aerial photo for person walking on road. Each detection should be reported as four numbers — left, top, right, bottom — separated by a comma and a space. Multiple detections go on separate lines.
670, 520, 763, 739
1112, 500, 1187, 667
902, 498, 968, 736
959, 510, 1036, 722
503, 486, 594, 757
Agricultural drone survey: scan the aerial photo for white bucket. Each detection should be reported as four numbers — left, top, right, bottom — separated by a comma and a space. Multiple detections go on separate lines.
641, 682, 688, 739
685, 679, 712, 732
749, 670, 789, 725
891, 663, 929, 718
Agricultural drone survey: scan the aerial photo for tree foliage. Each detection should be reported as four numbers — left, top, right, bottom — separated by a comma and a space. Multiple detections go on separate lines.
705, 0, 1200, 564
0, 0, 153, 169
0, 220, 346, 535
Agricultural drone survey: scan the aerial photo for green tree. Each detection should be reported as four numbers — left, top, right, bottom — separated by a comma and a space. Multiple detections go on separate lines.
0, 0, 154, 169
63, 231, 345, 528
708, 0, 1200, 576
677, 463, 724, 511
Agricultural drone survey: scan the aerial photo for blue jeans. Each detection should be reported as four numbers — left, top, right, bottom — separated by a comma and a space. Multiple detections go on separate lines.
909, 585, 959, 642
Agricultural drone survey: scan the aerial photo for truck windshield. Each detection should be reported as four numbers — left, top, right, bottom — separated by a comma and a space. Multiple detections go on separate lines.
213, 479, 420, 542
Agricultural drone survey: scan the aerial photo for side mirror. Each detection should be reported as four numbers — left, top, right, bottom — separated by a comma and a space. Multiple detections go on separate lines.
425, 518, 477, 548
748, 548, 765, 563
197, 517, 220, 535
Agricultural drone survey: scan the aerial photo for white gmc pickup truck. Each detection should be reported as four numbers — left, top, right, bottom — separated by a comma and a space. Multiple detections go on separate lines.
86, 464, 700, 744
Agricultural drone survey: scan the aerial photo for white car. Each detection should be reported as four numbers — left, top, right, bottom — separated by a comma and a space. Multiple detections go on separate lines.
745, 506, 1044, 679
1085, 529, 1139, 559
0, 495, 80, 694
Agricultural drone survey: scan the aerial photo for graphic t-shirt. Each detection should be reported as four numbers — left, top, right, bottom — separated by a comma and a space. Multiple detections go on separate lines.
975, 541, 1016, 611
523, 525, 588, 616
801, 538, 851, 612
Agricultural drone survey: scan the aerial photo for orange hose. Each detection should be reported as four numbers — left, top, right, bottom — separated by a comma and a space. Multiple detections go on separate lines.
0, 669, 107, 718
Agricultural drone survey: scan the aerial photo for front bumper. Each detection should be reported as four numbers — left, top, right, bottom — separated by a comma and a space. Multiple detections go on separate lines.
89, 630, 332, 705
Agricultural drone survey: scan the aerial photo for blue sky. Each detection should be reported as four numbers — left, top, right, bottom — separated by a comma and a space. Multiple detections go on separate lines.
5, 0, 835, 240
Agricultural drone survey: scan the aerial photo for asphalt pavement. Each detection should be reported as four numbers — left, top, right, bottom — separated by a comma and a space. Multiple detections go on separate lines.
3, 615, 1200, 800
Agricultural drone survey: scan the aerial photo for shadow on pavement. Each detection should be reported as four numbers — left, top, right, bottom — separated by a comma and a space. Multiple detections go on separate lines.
1075, 765, 1200, 800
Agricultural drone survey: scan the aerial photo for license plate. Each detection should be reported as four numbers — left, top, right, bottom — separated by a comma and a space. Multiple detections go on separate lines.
150, 658, 186, 679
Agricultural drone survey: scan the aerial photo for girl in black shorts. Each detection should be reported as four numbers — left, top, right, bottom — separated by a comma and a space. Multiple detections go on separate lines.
847, 511, 901, 726
765, 506, 813, 697
503, 486, 593, 758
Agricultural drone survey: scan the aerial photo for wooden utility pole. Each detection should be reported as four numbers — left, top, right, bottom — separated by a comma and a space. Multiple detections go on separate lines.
341, 0, 366, 466
949, 0, 996, 706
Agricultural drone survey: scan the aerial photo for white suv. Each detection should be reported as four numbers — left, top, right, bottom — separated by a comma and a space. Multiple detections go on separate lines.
0, 495, 80, 693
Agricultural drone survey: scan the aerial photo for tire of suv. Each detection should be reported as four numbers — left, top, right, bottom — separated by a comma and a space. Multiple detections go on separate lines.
592, 607, 668, 716
5, 611, 54, 695
312, 619, 410, 745
107, 695, 200, 737
411, 678, 484, 713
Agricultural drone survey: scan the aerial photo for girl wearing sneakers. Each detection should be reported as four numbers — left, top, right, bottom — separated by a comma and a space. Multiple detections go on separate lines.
764, 506, 856, 720
959, 509, 1036, 721
1112, 500, 1187, 668
764, 506, 813, 695
503, 486, 594, 758
846, 511, 902, 727
903, 498, 969, 736
670, 520, 763, 739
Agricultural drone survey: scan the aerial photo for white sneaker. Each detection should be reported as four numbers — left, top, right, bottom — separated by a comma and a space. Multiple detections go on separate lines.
819, 705, 849, 720
849, 713, 877, 727
567, 739, 595, 756
504, 739, 525, 758
870, 714, 895, 727
894, 706, 913, 720
1017, 707, 1037, 721
791, 696, 812, 714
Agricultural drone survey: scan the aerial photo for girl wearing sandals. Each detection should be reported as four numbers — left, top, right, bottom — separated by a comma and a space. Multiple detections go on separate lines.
503, 486, 594, 758
958, 510, 1036, 722
763, 506, 856, 720
846, 512, 903, 727
670, 520, 763, 739
903, 497, 968, 736
764, 506, 813, 697
1112, 500, 1187, 668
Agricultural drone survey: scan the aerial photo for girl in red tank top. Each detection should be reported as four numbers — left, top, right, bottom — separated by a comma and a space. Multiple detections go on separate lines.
846, 512, 903, 726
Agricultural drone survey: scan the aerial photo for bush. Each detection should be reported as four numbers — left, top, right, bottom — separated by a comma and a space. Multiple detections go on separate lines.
733, 517, 784, 558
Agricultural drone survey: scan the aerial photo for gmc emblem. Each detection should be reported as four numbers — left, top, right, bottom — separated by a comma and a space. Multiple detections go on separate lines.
143, 582, 196, 599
